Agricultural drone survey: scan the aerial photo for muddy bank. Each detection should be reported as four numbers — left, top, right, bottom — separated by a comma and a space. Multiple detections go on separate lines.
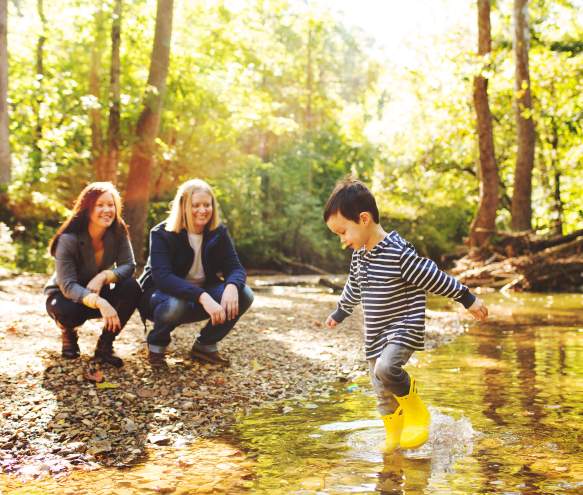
0, 273, 469, 480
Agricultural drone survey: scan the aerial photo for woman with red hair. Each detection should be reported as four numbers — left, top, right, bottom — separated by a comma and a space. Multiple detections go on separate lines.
44, 182, 141, 367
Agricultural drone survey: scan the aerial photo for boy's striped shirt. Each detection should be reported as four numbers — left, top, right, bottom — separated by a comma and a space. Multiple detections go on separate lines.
331, 231, 475, 359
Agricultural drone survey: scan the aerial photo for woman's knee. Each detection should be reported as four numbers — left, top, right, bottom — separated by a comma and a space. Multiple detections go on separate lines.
114, 278, 141, 300
239, 285, 254, 314
46, 294, 87, 328
152, 294, 188, 325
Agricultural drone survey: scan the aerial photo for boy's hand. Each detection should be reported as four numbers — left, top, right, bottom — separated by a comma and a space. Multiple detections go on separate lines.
325, 315, 338, 329
468, 297, 488, 321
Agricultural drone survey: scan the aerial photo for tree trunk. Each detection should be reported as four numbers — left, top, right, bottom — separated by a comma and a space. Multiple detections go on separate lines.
305, 21, 313, 132
90, 4, 106, 181
469, 0, 498, 251
105, 0, 122, 184
305, 21, 314, 192
511, 0, 536, 231
552, 171, 563, 235
0, 0, 9, 186
124, 0, 174, 263
32, 0, 46, 181
549, 114, 563, 235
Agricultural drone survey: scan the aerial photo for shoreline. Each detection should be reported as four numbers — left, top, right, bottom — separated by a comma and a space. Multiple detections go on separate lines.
0, 274, 469, 481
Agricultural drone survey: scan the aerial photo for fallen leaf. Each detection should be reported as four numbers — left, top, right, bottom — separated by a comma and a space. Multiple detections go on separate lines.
251, 359, 264, 372
96, 381, 119, 390
84, 369, 104, 383
4, 324, 18, 334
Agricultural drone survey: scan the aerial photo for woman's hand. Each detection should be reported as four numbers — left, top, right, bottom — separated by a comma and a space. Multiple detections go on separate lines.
87, 272, 107, 294
199, 293, 226, 326
220, 284, 239, 320
96, 298, 121, 332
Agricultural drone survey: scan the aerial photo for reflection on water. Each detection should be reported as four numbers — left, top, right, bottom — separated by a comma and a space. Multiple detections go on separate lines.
233, 292, 583, 494
2, 292, 582, 494
2, 439, 254, 494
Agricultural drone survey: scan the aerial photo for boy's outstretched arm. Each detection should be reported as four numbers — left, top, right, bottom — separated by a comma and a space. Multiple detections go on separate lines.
326, 252, 361, 328
399, 245, 488, 321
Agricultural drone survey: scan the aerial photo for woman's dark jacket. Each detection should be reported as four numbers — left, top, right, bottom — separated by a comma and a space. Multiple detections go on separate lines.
44, 229, 136, 303
138, 222, 247, 302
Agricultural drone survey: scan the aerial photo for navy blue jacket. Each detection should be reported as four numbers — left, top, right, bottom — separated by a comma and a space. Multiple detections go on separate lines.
139, 222, 247, 302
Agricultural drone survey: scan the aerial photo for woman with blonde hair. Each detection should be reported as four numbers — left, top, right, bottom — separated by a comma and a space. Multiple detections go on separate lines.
139, 179, 254, 367
45, 182, 141, 367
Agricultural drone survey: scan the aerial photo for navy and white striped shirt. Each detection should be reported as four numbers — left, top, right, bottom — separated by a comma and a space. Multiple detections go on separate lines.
331, 231, 475, 359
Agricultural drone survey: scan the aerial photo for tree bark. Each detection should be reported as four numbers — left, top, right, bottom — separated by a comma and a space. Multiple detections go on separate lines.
306, 21, 313, 132
469, 0, 498, 251
105, 0, 122, 184
124, 0, 174, 263
511, 0, 536, 231
32, 0, 46, 181
552, 171, 563, 235
549, 114, 563, 235
90, 4, 106, 181
0, 0, 9, 186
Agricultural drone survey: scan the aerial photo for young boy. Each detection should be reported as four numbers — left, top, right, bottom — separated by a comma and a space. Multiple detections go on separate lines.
324, 178, 488, 452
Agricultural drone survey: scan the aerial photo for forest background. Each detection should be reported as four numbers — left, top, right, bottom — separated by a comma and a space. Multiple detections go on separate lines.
0, 0, 581, 274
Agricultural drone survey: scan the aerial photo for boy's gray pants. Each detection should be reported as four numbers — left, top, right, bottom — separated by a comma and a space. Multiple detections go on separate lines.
368, 343, 414, 416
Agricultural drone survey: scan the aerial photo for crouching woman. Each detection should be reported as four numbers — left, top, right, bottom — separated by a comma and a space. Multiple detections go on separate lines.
44, 182, 141, 367
139, 179, 254, 367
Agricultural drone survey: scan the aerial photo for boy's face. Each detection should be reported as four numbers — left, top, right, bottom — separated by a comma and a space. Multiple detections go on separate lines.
326, 212, 371, 251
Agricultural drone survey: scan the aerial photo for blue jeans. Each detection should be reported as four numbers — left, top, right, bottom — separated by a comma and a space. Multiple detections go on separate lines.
146, 284, 254, 353
368, 343, 414, 415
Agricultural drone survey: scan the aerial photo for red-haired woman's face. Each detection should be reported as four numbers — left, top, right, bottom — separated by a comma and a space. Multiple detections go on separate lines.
89, 192, 116, 230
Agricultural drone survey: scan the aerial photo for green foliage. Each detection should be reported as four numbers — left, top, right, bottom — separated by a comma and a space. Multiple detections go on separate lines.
217, 128, 378, 271
11, 222, 56, 274
4, 0, 582, 273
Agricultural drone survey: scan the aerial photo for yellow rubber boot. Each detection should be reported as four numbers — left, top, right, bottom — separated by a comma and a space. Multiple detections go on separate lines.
381, 407, 404, 452
395, 378, 430, 449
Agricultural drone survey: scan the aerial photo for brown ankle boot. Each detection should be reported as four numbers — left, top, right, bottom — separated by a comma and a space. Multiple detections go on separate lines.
148, 350, 168, 368
94, 332, 124, 368
59, 327, 80, 359
189, 344, 230, 366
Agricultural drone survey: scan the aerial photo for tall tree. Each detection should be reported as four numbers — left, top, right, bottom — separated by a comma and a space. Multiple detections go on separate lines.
89, 4, 106, 181
0, 0, 9, 186
124, 0, 174, 263
32, 0, 46, 180
469, 0, 498, 250
511, 0, 536, 231
91, 0, 122, 184
305, 19, 314, 133
104, 0, 122, 184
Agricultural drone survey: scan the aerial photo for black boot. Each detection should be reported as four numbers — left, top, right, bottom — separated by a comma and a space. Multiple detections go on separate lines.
94, 332, 124, 368
58, 324, 80, 359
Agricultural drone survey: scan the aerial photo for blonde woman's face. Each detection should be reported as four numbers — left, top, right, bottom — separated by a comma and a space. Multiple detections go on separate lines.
190, 191, 213, 232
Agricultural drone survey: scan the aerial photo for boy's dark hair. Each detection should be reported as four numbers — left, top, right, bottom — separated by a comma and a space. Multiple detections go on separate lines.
323, 177, 379, 224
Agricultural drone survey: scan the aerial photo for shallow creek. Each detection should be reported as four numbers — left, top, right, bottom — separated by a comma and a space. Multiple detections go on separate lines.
3, 291, 582, 494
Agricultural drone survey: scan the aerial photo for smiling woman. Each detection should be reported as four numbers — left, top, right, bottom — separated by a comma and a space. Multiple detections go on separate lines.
44, 182, 141, 367
138, 178, 254, 368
